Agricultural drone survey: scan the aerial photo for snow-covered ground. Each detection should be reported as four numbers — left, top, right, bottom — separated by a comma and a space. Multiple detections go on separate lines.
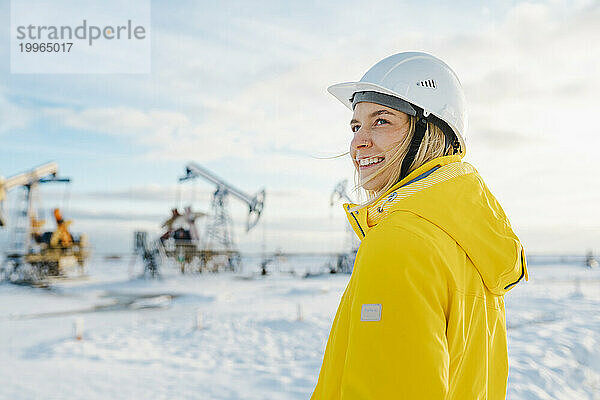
0, 256, 599, 399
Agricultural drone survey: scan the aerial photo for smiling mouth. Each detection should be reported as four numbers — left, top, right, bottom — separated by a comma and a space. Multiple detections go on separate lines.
357, 156, 385, 169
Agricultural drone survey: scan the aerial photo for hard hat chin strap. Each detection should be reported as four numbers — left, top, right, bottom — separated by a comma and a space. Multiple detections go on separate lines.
399, 110, 461, 181
425, 112, 461, 156
400, 115, 427, 181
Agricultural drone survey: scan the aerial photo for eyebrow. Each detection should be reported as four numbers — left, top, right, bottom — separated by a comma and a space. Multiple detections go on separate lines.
350, 109, 396, 125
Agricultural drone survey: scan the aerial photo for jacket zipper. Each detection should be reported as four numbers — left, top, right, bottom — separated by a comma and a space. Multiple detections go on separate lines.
350, 211, 365, 238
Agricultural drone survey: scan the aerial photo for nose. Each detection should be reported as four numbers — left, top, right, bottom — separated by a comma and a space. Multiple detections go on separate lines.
350, 127, 371, 151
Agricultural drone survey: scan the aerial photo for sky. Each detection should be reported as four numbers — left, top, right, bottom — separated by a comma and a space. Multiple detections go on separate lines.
0, 0, 599, 255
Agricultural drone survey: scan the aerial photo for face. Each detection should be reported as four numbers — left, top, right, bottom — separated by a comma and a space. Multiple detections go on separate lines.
350, 101, 410, 192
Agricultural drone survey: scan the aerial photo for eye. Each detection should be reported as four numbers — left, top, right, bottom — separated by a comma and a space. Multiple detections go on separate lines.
351, 125, 360, 133
374, 118, 389, 126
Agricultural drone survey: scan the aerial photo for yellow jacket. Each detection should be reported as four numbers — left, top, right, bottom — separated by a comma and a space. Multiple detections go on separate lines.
311, 154, 528, 399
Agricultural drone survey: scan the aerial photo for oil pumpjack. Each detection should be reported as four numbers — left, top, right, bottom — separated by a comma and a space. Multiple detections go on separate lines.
329, 179, 359, 273
176, 162, 265, 272
135, 162, 266, 275
0, 162, 89, 283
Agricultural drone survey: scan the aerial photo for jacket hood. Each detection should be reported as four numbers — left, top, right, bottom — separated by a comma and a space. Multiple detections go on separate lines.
343, 154, 528, 295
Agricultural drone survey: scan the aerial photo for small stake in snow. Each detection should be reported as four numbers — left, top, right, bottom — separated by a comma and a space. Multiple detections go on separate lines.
572, 278, 583, 298
74, 317, 84, 340
196, 310, 203, 330
297, 303, 303, 321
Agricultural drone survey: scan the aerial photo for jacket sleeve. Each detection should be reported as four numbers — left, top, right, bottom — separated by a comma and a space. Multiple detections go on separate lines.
340, 222, 450, 399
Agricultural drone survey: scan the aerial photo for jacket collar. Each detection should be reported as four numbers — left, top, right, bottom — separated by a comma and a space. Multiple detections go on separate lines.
343, 154, 464, 239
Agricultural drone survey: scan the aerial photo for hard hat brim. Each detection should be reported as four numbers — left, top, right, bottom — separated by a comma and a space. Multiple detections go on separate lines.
327, 81, 466, 157
327, 81, 408, 111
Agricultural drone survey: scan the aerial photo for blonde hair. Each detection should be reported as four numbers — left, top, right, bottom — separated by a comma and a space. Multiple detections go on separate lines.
352, 116, 454, 208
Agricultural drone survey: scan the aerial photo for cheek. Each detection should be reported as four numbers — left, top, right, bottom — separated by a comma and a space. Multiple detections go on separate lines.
349, 134, 361, 151
376, 129, 406, 151
349, 147, 358, 168
371, 132, 392, 151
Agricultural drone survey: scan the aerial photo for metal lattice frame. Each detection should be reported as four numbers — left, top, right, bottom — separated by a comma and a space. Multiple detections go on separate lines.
203, 187, 235, 252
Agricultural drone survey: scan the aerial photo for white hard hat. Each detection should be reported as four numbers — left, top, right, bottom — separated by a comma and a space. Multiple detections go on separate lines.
328, 51, 468, 157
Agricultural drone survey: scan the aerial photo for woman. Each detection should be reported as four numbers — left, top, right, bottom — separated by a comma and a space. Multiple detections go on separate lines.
311, 52, 528, 399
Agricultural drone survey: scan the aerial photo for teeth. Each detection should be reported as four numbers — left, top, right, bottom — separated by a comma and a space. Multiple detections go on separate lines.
358, 157, 384, 166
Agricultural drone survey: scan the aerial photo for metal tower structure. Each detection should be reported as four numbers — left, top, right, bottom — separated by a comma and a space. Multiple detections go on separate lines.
329, 179, 359, 274
179, 162, 265, 254
1, 162, 70, 254
330, 179, 354, 206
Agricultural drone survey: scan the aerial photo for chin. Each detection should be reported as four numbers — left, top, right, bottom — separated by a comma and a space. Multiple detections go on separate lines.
360, 178, 380, 192
360, 171, 388, 192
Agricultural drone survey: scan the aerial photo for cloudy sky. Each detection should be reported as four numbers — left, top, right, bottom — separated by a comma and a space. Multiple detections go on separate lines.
0, 0, 598, 255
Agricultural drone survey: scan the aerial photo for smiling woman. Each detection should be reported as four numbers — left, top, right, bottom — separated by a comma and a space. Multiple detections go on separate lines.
349, 102, 451, 202
311, 52, 528, 399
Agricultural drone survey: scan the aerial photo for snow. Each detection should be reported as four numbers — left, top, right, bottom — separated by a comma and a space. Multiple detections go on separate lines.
0, 257, 599, 399
505, 263, 600, 399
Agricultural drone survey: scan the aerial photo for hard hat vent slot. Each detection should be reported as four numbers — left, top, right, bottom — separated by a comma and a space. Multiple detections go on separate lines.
417, 79, 436, 89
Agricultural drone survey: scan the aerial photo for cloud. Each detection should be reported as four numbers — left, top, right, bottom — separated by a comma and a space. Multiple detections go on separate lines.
41, 102, 352, 183
64, 208, 167, 222
41, 2, 600, 158
3, 0, 599, 254
82, 184, 212, 203
43, 107, 190, 144
0, 91, 34, 133
468, 128, 537, 149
